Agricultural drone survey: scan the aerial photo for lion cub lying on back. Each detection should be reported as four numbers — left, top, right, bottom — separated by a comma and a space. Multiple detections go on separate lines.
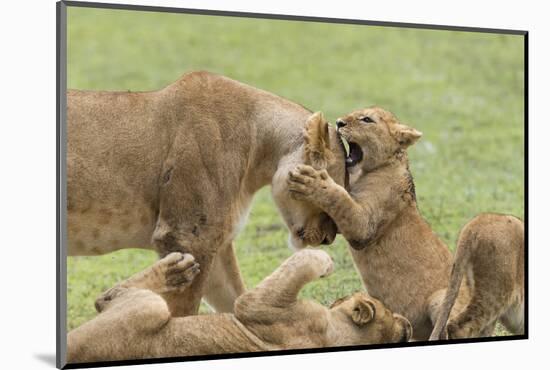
288, 107, 524, 340
67, 249, 411, 364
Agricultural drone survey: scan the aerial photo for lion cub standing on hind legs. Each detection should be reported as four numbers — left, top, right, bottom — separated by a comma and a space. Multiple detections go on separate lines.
287, 106, 524, 341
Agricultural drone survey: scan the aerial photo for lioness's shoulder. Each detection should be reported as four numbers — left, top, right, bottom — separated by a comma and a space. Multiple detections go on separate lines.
169, 70, 263, 104
174, 70, 246, 91
178, 70, 220, 83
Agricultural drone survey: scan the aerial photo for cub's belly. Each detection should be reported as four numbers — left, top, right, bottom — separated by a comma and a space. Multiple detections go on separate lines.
67, 204, 156, 256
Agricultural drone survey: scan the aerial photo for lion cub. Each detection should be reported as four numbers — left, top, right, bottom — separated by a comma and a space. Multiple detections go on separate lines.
67, 249, 411, 364
429, 213, 524, 340
287, 106, 524, 340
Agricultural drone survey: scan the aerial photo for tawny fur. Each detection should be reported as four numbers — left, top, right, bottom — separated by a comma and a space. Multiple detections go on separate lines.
67, 250, 412, 364
287, 107, 524, 340
67, 71, 346, 316
429, 213, 524, 340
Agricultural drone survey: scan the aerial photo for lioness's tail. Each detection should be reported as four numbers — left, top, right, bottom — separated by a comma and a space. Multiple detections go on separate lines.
429, 221, 476, 341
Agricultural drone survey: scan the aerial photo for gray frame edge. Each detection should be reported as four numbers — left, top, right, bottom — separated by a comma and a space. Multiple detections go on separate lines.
56, 1, 68, 368
63, 0, 527, 35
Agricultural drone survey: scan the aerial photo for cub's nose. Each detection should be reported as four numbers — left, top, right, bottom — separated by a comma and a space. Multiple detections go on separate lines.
336, 119, 347, 128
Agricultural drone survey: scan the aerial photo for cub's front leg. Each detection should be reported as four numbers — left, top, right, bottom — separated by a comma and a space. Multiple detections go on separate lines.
287, 165, 341, 207
287, 165, 372, 249
255, 248, 334, 306
236, 249, 334, 313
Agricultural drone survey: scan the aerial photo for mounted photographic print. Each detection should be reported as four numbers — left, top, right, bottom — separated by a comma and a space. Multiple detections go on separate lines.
56, 1, 527, 368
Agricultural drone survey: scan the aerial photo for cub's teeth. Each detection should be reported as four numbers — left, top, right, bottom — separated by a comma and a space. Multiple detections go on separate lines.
346, 157, 354, 164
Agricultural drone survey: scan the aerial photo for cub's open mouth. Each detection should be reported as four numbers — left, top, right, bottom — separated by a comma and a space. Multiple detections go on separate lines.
346, 142, 363, 167
339, 134, 363, 168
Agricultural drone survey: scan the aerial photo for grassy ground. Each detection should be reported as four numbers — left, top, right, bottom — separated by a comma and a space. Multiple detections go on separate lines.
66, 7, 524, 336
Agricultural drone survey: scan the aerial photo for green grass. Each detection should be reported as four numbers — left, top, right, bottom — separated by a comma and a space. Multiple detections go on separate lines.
66, 7, 524, 337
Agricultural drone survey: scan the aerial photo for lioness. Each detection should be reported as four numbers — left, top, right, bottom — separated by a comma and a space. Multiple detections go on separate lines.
67, 71, 346, 315
67, 249, 412, 363
287, 106, 524, 340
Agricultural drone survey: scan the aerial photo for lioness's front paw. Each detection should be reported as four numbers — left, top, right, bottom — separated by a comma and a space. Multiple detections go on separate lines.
287, 164, 330, 202
158, 252, 201, 293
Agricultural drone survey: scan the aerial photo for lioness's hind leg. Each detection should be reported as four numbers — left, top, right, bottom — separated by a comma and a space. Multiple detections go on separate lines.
204, 242, 246, 313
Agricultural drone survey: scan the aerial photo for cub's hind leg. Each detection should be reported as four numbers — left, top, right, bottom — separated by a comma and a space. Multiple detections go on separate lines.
446, 253, 513, 339
68, 288, 171, 363
479, 320, 497, 338
68, 253, 200, 363
95, 252, 199, 313
95, 252, 199, 335
500, 299, 525, 335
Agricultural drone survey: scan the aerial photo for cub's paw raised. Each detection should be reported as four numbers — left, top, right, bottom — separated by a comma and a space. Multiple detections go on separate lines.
287, 165, 330, 201
295, 249, 334, 278
159, 252, 200, 293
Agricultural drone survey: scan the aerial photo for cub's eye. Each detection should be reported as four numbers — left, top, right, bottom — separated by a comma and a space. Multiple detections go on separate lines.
361, 116, 374, 123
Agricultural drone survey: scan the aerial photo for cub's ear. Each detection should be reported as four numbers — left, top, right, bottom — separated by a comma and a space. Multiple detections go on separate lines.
304, 112, 334, 170
351, 298, 376, 326
392, 124, 422, 148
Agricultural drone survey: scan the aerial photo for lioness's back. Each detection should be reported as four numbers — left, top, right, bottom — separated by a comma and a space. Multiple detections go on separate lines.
66, 71, 312, 256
